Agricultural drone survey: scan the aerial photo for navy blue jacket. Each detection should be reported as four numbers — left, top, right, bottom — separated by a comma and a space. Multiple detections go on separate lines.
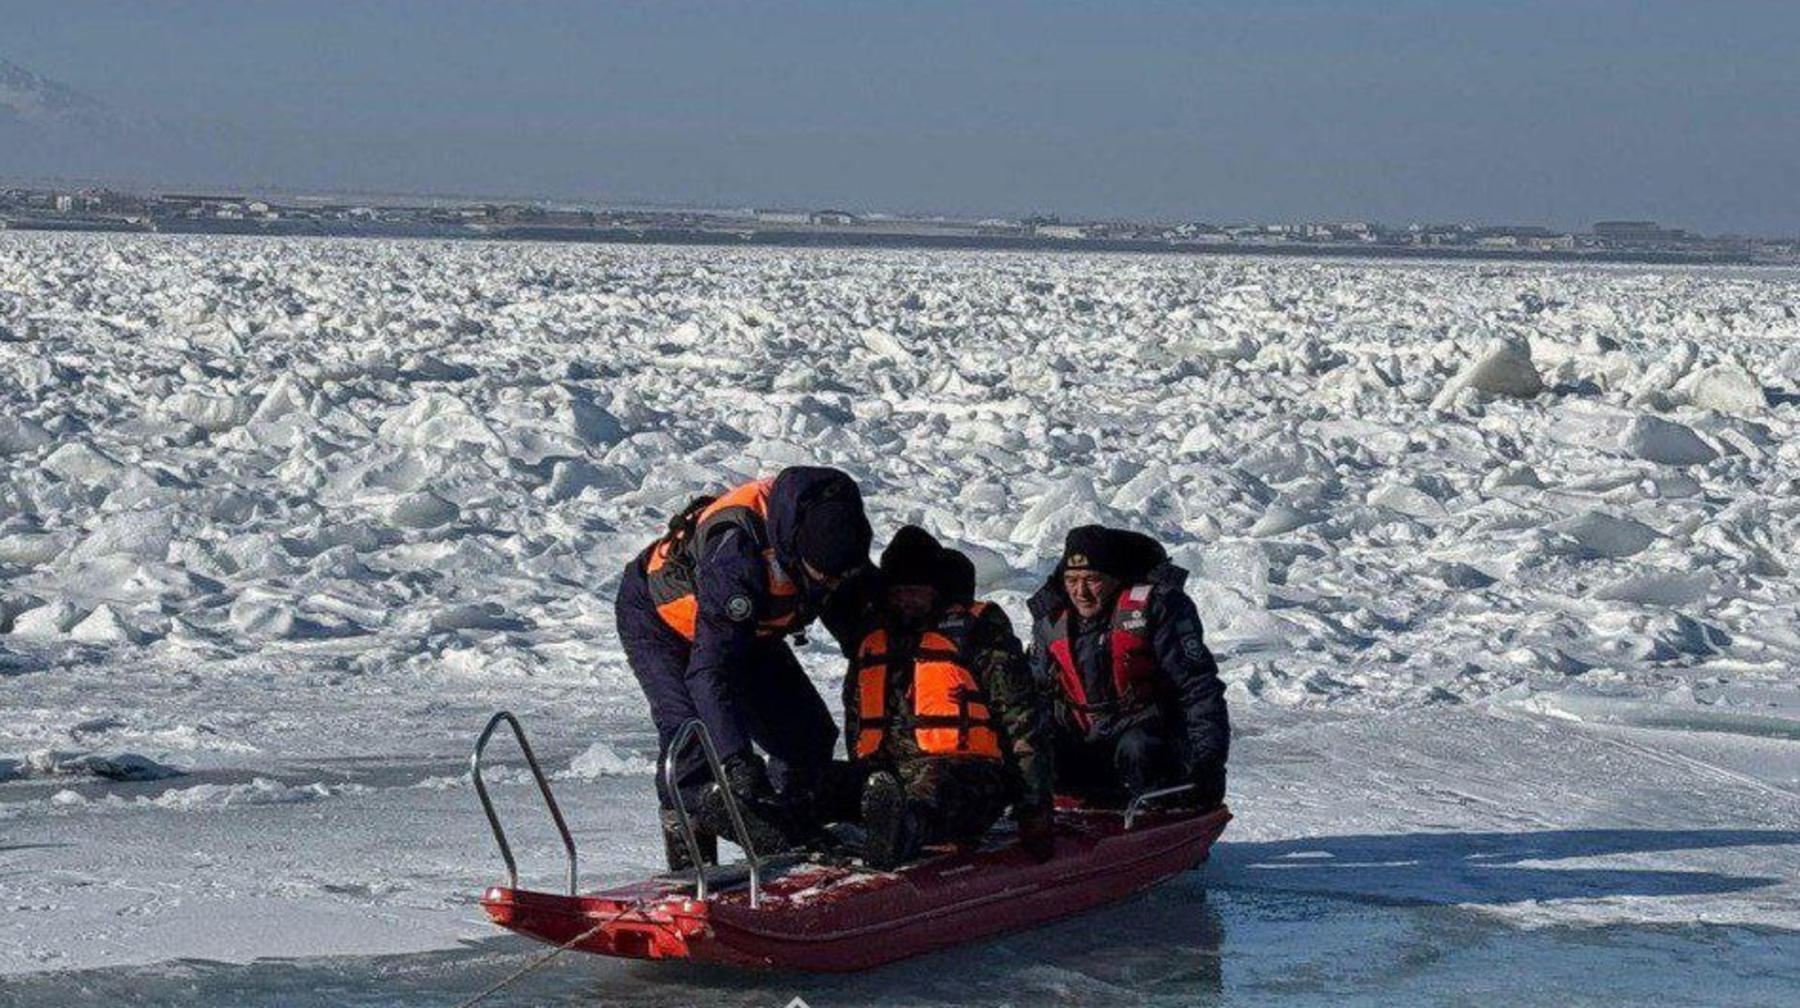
680, 466, 870, 757
1027, 561, 1230, 772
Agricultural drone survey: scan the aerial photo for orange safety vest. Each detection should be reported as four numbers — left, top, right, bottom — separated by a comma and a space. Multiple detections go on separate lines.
853, 603, 1003, 761
641, 478, 803, 641
1043, 584, 1159, 732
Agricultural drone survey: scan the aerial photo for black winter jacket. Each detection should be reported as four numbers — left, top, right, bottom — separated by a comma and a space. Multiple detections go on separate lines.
1026, 561, 1230, 772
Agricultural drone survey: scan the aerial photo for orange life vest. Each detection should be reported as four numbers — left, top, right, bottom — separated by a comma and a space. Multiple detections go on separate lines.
641, 478, 803, 641
1043, 584, 1159, 732
853, 602, 1003, 761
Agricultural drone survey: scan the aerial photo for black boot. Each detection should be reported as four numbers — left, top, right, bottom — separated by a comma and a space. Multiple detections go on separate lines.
695, 784, 794, 856
660, 809, 718, 872
860, 771, 919, 870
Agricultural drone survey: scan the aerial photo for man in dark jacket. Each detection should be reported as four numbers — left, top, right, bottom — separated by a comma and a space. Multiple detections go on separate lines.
615, 466, 874, 867
1027, 525, 1229, 808
845, 526, 1055, 868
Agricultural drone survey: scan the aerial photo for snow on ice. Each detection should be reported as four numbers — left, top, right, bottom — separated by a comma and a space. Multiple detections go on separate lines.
0, 234, 1796, 1000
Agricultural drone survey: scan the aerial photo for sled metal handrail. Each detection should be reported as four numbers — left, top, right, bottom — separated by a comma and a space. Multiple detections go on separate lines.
664, 718, 764, 908
1123, 783, 1198, 831
472, 711, 579, 895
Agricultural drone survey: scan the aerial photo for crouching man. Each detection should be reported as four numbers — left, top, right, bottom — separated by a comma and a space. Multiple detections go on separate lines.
846, 526, 1055, 868
615, 466, 874, 868
1028, 525, 1229, 808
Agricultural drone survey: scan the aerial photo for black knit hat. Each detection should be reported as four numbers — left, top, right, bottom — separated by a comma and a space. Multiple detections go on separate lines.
880, 524, 942, 587
1060, 525, 1124, 578
796, 499, 873, 577
935, 548, 977, 605
1061, 525, 1169, 582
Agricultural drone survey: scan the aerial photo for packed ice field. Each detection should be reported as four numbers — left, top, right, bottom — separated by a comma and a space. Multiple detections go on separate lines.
0, 233, 1796, 1005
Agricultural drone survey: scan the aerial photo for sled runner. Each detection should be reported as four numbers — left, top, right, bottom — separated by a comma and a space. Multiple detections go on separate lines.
472, 712, 1230, 972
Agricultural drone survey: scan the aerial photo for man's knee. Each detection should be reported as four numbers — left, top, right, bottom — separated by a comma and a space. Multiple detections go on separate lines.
902, 763, 1005, 843
1113, 725, 1177, 792
629, 652, 694, 729
1113, 725, 1170, 769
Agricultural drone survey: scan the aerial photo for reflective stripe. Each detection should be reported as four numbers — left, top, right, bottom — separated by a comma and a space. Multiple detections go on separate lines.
641, 477, 805, 642
852, 610, 1001, 760
1044, 584, 1160, 727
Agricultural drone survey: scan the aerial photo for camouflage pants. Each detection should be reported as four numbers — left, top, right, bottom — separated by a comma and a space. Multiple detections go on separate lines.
895, 758, 1009, 846
818, 758, 1011, 845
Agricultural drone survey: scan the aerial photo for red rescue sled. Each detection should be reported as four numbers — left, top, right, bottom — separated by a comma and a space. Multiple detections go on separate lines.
472, 713, 1230, 972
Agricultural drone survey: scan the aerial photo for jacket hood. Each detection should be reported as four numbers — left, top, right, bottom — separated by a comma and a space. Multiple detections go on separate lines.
1141, 559, 1189, 589
765, 465, 869, 578
1027, 558, 1190, 621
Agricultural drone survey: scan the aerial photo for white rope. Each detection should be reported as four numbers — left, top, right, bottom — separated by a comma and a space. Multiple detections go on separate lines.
454, 904, 638, 1008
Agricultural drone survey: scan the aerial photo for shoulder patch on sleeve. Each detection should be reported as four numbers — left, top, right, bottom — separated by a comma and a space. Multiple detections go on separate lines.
1181, 632, 1205, 659
725, 594, 754, 622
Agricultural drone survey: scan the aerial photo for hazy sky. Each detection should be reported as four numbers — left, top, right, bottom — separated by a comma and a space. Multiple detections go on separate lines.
8, 0, 1800, 232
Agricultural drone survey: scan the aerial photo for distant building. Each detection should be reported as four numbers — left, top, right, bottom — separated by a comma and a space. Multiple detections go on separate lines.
159, 193, 248, 209
1171, 223, 1229, 243
1297, 222, 1376, 241
1409, 224, 1475, 246
975, 218, 1027, 236
755, 209, 810, 225
1475, 225, 1560, 239
1593, 220, 1664, 239
809, 210, 859, 226
1589, 220, 1695, 246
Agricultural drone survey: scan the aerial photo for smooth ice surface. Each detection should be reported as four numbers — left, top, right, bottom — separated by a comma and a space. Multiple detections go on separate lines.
1, 234, 1797, 1004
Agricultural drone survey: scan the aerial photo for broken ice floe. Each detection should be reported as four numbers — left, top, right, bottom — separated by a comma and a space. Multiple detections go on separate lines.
0, 234, 1793, 723
0, 749, 184, 783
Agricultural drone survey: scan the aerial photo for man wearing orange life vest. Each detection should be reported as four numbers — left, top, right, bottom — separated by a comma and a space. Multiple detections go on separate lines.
845, 526, 1054, 869
615, 466, 874, 868
1027, 525, 1229, 808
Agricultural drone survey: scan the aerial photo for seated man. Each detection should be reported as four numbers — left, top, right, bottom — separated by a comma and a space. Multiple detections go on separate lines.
844, 526, 1055, 868
1027, 525, 1229, 808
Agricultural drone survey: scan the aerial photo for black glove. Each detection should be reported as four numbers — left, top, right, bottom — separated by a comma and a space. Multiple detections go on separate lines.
1015, 805, 1056, 863
1184, 755, 1226, 808
719, 751, 775, 806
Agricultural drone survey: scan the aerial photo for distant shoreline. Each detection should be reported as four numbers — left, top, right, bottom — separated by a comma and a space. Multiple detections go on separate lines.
0, 215, 1762, 268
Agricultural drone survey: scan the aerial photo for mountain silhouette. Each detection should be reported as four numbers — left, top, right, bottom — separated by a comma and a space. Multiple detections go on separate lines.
0, 56, 243, 188
0, 58, 114, 128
